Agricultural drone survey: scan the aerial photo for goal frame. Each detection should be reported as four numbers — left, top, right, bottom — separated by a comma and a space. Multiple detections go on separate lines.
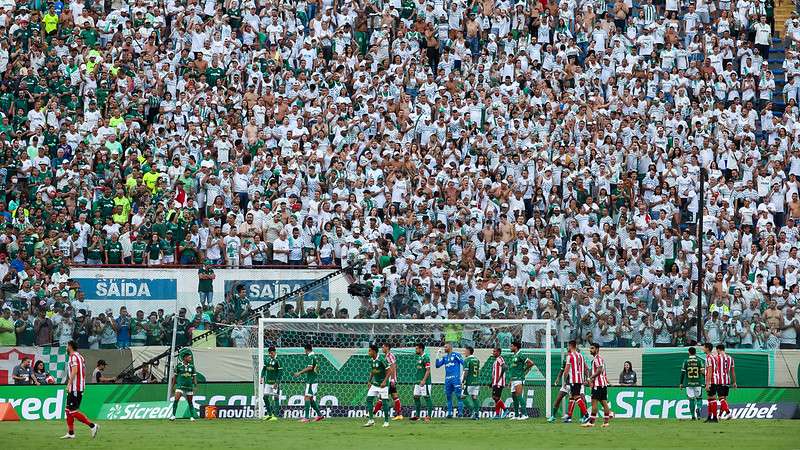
256, 318, 552, 419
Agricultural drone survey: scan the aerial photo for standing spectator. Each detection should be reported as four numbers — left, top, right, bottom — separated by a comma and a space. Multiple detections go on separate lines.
272, 230, 290, 265
619, 361, 638, 386
780, 307, 800, 349
14, 310, 35, 346
130, 311, 148, 347
55, 309, 75, 347
231, 320, 251, 348
145, 313, 165, 346
198, 261, 215, 307
98, 312, 118, 350
0, 308, 15, 345
754, 15, 771, 59
33, 308, 53, 346
115, 307, 131, 349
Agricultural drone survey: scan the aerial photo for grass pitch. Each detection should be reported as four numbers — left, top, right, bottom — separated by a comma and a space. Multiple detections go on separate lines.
6, 418, 797, 449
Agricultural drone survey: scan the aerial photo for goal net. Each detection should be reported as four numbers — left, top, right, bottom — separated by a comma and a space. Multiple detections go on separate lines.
253, 319, 553, 420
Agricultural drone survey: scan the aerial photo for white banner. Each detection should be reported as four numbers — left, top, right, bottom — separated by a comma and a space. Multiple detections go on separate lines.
69, 268, 358, 317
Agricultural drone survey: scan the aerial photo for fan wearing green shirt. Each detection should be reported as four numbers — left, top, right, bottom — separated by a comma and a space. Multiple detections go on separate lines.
131, 234, 148, 265
104, 234, 123, 264
508, 341, 534, 420
260, 346, 282, 421
363, 344, 392, 428
292, 344, 323, 422
461, 346, 481, 420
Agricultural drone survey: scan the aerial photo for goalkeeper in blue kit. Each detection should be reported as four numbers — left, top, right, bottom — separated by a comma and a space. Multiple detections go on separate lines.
435, 342, 464, 418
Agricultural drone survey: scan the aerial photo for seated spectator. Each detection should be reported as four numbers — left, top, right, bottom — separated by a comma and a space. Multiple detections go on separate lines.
619, 361, 638, 386
12, 357, 33, 385
32, 360, 52, 385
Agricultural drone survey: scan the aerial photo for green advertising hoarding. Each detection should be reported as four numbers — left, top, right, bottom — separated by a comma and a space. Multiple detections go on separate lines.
1, 383, 797, 421
642, 349, 771, 387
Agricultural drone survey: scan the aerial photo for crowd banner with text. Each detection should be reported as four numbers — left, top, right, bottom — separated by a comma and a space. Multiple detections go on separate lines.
0, 384, 797, 421
69, 267, 355, 316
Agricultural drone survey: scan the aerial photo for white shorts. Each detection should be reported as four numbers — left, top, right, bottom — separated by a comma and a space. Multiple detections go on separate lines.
368, 384, 389, 399
304, 383, 318, 398
175, 388, 193, 396
686, 386, 702, 399
263, 384, 278, 396
163, 255, 174, 264
463, 386, 479, 397
413, 384, 431, 397
510, 380, 524, 390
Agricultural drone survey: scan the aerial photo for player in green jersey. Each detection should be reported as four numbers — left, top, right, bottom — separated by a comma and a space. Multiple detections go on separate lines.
364, 344, 392, 428
461, 346, 481, 420
679, 346, 705, 420
411, 343, 433, 422
292, 343, 323, 422
508, 341, 534, 420
261, 346, 282, 421
170, 350, 197, 421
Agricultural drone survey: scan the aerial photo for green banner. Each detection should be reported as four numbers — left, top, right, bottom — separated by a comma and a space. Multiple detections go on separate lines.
642, 350, 770, 387
1, 383, 798, 421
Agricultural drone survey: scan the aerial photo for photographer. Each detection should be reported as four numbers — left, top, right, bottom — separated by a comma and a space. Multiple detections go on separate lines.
724, 311, 744, 349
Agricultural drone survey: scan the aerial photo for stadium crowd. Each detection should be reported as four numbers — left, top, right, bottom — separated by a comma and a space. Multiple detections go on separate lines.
0, 0, 799, 351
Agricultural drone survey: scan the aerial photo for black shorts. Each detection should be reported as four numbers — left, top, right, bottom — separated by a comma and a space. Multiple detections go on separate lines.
591, 386, 608, 401
706, 385, 718, 397
66, 391, 83, 411
570, 383, 583, 396
715, 384, 730, 397
388, 383, 397, 395
492, 386, 503, 398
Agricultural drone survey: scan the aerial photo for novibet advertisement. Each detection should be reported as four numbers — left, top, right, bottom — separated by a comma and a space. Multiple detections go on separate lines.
0, 384, 798, 421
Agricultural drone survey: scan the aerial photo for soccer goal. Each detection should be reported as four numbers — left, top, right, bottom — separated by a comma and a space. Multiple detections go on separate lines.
253, 318, 553, 420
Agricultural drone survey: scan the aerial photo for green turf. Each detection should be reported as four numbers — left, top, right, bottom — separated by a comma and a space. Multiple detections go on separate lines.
6, 418, 797, 450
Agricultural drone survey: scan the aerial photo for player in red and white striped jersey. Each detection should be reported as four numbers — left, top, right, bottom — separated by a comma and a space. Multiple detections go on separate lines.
373, 343, 403, 420
61, 341, 99, 440
583, 343, 612, 428
714, 344, 737, 420
703, 342, 719, 422
490, 347, 508, 418
564, 341, 589, 424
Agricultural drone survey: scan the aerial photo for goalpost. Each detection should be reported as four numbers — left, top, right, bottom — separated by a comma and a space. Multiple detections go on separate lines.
254, 318, 553, 420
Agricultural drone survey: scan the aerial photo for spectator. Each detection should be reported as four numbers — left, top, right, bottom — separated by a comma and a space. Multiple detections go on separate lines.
619, 361, 638, 386
0, 308, 14, 345
134, 364, 158, 384
0, 0, 792, 351
116, 307, 132, 349
197, 261, 215, 307
32, 360, 51, 385
11, 357, 33, 385
33, 309, 53, 347
92, 360, 115, 384
14, 310, 35, 346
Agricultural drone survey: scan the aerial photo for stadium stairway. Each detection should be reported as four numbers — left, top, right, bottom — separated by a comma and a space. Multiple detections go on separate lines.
771, 0, 795, 115
769, 37, 786, 116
